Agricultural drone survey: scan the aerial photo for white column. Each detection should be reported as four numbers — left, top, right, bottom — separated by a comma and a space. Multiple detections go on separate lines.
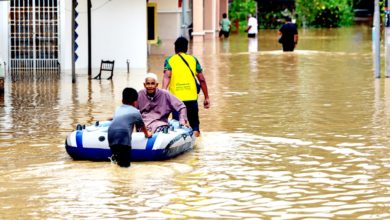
373, 0, 381, 78
203, 0, 217, 36
0, 2, 9, 66
212, 0, 217, 36
192, 0, 204, 41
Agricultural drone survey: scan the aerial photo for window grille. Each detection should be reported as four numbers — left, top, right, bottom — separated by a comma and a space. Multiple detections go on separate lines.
9, 0, 60, 77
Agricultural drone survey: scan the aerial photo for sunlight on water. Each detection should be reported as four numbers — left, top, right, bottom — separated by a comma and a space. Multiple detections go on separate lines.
0, 27, 390, 219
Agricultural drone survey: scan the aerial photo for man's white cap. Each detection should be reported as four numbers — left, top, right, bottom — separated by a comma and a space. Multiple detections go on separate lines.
145, 72, 158, 82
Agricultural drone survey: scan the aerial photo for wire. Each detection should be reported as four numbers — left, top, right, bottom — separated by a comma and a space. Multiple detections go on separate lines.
91, 0, 112, 12
64, 0, 112, 14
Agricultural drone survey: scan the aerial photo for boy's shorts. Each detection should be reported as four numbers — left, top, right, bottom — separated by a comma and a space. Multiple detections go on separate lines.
110, 144, 131, 167
219, 30, 230, 38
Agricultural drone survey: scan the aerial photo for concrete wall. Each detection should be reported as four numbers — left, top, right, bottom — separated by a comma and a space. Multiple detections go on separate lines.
150, 0, 192, 40
157, 11, 181, 40
60, 0, 147, 72
0, 2, 9, 66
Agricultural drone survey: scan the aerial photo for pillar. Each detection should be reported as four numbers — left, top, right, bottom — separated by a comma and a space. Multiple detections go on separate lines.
192, 0, 204, 42
204, 0, 217, 37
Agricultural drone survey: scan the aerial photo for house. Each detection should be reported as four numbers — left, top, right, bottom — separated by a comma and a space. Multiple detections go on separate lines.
0, 0, 228, 74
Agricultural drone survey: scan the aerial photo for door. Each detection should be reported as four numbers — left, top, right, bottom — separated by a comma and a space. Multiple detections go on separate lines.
9, 0, 60, 75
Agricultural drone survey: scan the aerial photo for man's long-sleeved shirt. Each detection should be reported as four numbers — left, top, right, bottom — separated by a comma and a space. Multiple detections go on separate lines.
138, 88, 187, 132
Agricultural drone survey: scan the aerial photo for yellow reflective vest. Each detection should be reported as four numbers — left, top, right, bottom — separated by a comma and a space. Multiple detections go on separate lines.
164, 53, 202, 101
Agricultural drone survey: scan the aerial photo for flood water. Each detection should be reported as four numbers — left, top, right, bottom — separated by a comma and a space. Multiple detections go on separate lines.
1, 26, 390, 219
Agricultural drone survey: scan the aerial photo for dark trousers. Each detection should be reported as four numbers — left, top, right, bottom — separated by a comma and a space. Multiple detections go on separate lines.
282, 43, 295, 52
219, 30, 230, 38
110, 144, 131, 167
173, 100, 199, 131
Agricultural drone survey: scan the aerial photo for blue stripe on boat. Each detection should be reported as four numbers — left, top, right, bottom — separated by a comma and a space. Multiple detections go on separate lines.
65, 137, 192, 161
66, 146, 112, 161
76, 131, 83, 148
145, 134, 157, 151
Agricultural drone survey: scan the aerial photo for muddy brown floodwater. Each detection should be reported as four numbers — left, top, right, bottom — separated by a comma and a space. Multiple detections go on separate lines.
1, 26, 389, 219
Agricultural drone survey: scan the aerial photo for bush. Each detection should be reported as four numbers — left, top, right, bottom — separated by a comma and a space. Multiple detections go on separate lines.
258, 10, 284, 29
296, 0, 354, 28
228, 0, 257, 31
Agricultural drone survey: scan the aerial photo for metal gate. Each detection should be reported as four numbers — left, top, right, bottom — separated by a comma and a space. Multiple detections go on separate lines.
9, 0, 60, 76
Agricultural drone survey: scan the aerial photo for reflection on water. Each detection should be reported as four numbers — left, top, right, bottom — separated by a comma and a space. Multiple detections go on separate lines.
1, 26, 390, 219
248, 37, 258, 53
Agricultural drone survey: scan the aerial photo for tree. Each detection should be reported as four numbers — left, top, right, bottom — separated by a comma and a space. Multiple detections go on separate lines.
295, 0, 354, 28
229, 0, 257, 31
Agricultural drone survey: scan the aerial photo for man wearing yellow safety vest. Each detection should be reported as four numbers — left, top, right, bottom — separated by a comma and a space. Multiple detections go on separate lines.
162, 37, 210, 137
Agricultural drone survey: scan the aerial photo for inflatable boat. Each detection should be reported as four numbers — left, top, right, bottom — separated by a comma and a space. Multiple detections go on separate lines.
65, 120, 195, 161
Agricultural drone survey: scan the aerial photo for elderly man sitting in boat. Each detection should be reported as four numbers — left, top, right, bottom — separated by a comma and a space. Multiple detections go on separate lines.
137, 73, 189, 133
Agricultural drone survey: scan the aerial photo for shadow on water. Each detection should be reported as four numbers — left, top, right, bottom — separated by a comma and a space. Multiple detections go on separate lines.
0, 26, 390, 219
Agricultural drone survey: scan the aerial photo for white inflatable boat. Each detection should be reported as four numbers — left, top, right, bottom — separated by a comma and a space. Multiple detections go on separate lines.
65, 120, 195, 161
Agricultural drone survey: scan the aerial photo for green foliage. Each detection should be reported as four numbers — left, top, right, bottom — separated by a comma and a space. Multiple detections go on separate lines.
228, 0, 257, 31
157, 37, 162, 46
228, 0, 355, 29
257, 1, 295, 29
295, 0, 354, 28
258, 10, 283, 29
258, 9, 295, 29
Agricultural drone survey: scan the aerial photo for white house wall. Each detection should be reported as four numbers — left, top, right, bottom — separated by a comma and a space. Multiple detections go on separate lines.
150, 0, 192, 40
158, 12, 181, 40
61, 0, 147, 72
0, 2, 9, 65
